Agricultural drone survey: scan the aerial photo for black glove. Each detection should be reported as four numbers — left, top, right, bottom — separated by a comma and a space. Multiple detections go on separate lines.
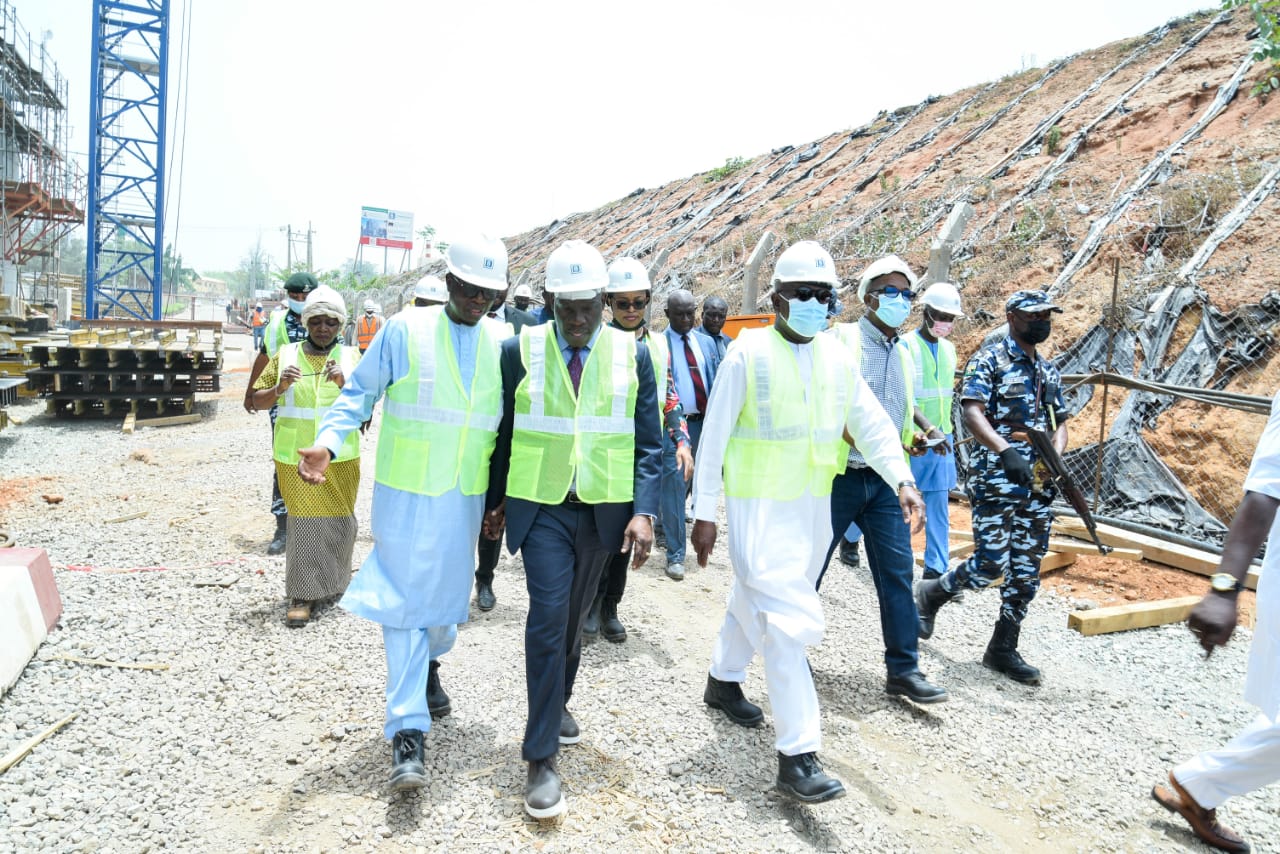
999, 447, 1033, 487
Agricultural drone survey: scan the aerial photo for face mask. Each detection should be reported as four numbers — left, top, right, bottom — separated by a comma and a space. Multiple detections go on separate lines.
873, 293, 911, 328
1023, 320, 1051, 344
927, 312, 954, 338
784, 297, 828, 338
288, 298, 307, 314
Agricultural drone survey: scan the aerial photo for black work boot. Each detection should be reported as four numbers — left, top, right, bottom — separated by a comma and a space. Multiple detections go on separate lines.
601, 598, 626, 643
703, 674, 763, 727
983, 617, 1041, 685
389, 729, 426, 791
923, 569, 963, 602
776, 751, 846, 804
914, 577, 956, 639
838, 538, 860, 568
582, 590, 604, 641
267, 515, 287, 556
475, 580, 496, 612
426, 660, 451, 718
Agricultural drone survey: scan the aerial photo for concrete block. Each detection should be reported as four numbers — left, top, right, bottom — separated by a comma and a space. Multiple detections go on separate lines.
0, 548, 61, 694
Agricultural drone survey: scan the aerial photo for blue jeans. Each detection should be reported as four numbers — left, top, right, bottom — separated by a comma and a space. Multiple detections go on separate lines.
845, 490, 950, 577
658, 432, 686, 564
817, 467, 919, 678
252, 326, 264, 350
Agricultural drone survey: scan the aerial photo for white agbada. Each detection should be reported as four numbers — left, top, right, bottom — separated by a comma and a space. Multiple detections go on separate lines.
693, 326, 911, 754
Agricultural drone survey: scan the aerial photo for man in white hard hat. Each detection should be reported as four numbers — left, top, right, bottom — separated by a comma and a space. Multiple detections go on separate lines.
582, 257, 694, 643
512, 283, 535, 312
296, 234, 508, 792
817, 254, 950, 706
356, 299, 384, 354
691, 240, 923, 803
484, 239, 662, 819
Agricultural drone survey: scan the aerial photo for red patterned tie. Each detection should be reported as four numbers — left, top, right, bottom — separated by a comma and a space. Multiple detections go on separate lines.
682, 334, 707, 413
568, 347, 583, 395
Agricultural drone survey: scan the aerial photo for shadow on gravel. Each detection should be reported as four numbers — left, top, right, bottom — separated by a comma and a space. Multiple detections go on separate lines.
580, 630, 676, 670
812, 665, 946, 728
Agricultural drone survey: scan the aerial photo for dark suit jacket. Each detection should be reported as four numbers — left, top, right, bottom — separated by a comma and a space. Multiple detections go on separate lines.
506, 306, 537, 333
487, 326, 663, 554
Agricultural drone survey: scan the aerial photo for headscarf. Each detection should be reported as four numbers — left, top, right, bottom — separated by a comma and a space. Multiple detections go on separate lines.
301, 285, 347, 326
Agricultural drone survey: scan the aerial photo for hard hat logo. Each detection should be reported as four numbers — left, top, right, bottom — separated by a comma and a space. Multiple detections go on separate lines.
570, 264, 582, 275
624, 272, 633, 280
815, 258, 826, 268
483, 258, 494, 270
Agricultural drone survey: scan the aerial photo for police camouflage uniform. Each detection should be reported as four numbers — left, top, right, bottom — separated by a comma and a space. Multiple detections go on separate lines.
263, 311, 309, 517
948, 296, 1067, 625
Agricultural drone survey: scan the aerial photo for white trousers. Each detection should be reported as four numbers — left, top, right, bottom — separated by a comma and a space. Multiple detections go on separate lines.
382, 624, 457, 740
1174, 710, 1280, 809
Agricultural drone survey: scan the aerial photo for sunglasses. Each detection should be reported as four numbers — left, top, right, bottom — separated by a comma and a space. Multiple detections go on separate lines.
457, 282, 496, 300
869, 285, 915, 300
611, 298, 649, 311
781, 286, 833, 302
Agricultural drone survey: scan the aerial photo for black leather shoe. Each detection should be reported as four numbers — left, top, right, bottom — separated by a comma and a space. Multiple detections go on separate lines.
703, 674, 764, 727
524, 757, 564, 819
886, 671, 949, 704
915, 577, 956, 640
838, 538, 860, 568
776, 752, 845, 804
426, 660, 451, 718
475, 581, 496, 612
559, 706, 581, 745
267, 515, 287, 556
601, 599, 626, 643
389, 729, 426, 791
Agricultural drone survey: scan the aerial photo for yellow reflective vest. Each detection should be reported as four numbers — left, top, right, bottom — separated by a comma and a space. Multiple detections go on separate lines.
832, 321, 917, 453
376, 306, 503, 496
905, 331, 957, 434
509, 324, 638, 504
264, 310, 291, 357
273, 342, 361, 465
723, 327, 853, 500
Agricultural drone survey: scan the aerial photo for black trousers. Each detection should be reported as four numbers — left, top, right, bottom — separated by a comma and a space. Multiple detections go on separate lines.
475, 531, 501, 585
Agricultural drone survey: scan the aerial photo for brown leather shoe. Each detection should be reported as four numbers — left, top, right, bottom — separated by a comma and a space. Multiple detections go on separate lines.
1152, 771, 1250, 853
285, 600, 312, 627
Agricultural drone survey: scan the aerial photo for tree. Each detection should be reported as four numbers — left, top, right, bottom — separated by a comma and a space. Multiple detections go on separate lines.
1224, 0, 1280, 96
162, 243, 197, 292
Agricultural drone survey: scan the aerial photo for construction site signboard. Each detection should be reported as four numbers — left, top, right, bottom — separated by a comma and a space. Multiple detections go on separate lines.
358, 207, 414, 250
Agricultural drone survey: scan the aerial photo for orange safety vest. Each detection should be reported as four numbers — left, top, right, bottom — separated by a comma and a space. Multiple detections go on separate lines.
356, 313, 383, 349
251, 311, 265, 328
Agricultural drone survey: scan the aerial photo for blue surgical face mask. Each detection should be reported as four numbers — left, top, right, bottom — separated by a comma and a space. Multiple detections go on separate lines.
784, 297, 828, 338
873, 293, 911, 329
288, 298, 307, 314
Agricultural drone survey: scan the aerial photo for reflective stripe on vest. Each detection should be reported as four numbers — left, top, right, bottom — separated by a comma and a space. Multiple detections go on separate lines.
833, 322, 917, 452
357, 314, 383, 349
905, 332, 957, 433
645, 329, 669, 419
509, 324, 637, 504
723, 327, 851, 500
264, 310, 290, 357
375, 306, 503, 496
273, 342, 360, 465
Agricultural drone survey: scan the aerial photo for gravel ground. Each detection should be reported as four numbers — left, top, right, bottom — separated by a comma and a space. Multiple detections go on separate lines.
0, 334, 1277, 853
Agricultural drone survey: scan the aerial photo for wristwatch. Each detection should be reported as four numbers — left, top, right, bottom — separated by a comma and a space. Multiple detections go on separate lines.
897, 479, 917, 492
1209, 572, 1245, 594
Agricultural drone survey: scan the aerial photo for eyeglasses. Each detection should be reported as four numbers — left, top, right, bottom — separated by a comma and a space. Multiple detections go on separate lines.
781, 286, 833, 302
610, 298, 649, 311
869, 285, 915, 301
457, 282, 496, 300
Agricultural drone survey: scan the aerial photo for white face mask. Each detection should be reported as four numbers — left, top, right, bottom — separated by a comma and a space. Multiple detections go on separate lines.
930, 319, 954, 338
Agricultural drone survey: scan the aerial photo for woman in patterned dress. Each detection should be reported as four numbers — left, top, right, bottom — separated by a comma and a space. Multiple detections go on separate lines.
251, 286, 362, 626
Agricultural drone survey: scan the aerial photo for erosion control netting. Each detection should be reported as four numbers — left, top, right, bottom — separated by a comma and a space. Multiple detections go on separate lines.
956, 284, 1280, 550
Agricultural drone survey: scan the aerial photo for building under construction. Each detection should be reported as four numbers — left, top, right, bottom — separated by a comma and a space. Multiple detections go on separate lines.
0, 0, 84, 318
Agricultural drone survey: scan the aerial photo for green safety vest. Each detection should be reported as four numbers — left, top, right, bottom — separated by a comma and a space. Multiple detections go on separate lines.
509, 324, 638, 504
644, 329, 669, 417
832, 322, 917, 453
273, 342, 361, 465
723, 327, 852, 500
905, 331, 957, 434
264, 309, 291, 357
482, 315, 516, 340
376, 306, 503, 496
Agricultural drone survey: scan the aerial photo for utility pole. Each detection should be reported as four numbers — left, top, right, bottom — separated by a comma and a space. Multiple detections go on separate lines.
284, 225, 292, 271
306, 221, 314, 272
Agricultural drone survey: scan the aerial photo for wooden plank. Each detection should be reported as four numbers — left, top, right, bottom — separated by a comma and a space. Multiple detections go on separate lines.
1067, 595, 1202, 636
1054, 518, 1259, 591
950, 541, 976, 559
1040, 551, 1076, 572
135, 413, 201, 428
76, 318, 225, 330
949, 529, 1136, 561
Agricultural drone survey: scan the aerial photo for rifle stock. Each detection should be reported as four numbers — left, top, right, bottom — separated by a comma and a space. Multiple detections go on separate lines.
1025, 427, 1113, 556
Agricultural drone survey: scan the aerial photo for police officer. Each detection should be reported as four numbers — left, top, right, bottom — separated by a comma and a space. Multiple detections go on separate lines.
915, 290, 1068, 685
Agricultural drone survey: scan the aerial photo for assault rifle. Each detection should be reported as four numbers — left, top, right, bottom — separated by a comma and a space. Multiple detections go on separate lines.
1023, 425, 1113, 556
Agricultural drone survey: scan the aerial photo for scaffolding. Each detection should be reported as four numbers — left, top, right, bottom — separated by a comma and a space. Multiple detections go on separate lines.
0, 0, 85, 310
85, 0, 169, 321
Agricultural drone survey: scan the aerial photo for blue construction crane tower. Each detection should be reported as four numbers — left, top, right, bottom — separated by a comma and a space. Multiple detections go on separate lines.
85, 0, 170, 320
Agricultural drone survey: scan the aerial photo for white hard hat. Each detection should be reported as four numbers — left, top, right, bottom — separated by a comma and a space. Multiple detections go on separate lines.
413, 275, 448, 302
606, 257, 651, 294
544, 240, 608, 298
772, 241, 840, 288
255, 302, 262, 308
921, 281, 964, 317
857, 254, 918, 301
513, 283, 534, 299
446, 233, 508, 291
363, 299, 378, 311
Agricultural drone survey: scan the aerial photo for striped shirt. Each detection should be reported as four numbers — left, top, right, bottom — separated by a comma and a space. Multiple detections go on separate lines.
847, 315, 909, 469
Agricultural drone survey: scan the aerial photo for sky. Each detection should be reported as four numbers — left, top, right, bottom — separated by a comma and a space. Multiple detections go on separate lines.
24, 0, 1217, 277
